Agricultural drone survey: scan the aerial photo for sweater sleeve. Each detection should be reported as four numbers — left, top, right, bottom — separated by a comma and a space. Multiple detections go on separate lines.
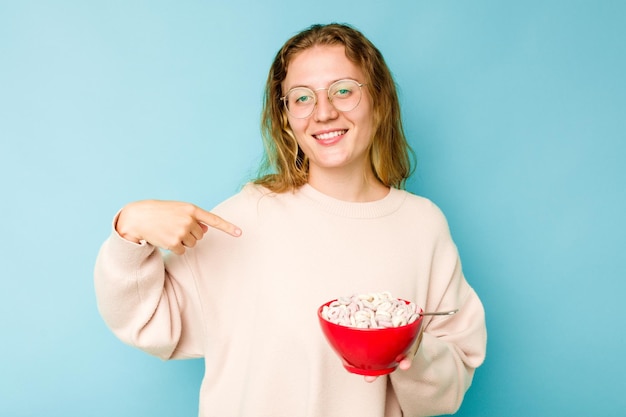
93, 227, 205, 360
389, 206, 487, 416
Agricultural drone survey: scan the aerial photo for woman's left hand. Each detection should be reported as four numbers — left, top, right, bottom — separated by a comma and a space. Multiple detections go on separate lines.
363, 326, 424, 383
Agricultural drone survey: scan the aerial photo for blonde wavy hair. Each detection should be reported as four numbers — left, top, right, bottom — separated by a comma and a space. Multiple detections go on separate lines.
254, 23, 414, 192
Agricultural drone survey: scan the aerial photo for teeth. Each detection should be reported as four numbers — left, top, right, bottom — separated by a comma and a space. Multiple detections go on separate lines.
314, 130, 346, 140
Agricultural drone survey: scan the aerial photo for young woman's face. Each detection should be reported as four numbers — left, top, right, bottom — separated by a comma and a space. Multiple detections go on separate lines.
282, 45, 375, 179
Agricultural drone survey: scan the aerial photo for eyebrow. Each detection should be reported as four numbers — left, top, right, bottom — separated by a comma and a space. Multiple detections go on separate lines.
285, 77, 359, 91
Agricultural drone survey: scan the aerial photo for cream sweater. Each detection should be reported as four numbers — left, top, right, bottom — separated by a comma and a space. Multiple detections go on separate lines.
94, 183, 487, 417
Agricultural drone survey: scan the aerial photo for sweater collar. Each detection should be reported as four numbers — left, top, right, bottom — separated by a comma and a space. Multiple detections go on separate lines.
297, 183, 407, 219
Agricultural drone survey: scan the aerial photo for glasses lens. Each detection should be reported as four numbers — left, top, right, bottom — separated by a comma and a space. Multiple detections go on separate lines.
329, 80, 362, 112
286, 88, 316, 118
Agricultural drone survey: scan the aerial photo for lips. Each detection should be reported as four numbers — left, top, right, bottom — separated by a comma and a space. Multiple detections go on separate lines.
313, 129, 347, 141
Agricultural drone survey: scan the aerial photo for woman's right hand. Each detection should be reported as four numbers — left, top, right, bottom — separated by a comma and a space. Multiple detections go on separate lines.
115, 200, 242, 255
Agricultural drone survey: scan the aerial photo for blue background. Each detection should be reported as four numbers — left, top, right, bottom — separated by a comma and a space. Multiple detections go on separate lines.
1, 1, 625, 416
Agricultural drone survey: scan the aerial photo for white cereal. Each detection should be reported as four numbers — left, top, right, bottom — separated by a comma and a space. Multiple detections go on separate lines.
322, 292, 420, 329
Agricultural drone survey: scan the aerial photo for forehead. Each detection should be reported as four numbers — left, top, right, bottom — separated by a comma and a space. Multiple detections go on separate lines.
283, 44, 365, 90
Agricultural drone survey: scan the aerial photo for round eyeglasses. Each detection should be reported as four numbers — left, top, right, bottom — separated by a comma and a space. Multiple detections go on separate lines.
280, 79, 367, 119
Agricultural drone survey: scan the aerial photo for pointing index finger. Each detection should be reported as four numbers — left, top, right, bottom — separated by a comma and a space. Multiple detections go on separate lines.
194, 207, 242, 237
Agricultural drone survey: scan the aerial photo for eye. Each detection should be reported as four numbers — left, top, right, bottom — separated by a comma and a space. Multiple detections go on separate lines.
295, 94, 313, 104
331, 82, 356, 99
288, 88, 315, 107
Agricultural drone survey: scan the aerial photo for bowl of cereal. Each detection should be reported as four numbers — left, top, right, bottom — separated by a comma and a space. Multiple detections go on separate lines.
318, 292, 423, 376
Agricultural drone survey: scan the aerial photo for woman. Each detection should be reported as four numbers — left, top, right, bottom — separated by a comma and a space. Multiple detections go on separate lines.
95, 23, 487, 417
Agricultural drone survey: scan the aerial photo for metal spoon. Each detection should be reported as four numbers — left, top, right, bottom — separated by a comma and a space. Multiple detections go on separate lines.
420, 309, 459, 316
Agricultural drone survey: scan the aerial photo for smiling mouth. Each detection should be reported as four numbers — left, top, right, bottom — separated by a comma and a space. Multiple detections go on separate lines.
313, 130, 347, 140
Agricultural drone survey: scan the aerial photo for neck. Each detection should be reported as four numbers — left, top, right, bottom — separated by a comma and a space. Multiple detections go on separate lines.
307, 168, 389, 202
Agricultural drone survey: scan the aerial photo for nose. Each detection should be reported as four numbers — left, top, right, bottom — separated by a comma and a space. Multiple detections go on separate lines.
313, 91, 339, 122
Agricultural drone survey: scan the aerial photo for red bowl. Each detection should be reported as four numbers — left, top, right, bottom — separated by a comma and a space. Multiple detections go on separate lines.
317, 299, 423, 376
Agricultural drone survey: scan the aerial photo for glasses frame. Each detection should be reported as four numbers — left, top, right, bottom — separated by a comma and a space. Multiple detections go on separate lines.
280, 79, 367, 119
